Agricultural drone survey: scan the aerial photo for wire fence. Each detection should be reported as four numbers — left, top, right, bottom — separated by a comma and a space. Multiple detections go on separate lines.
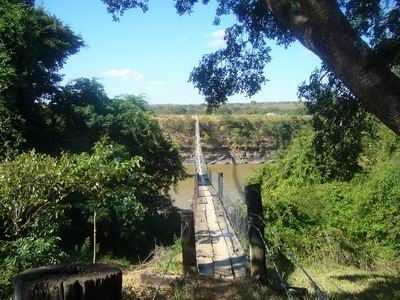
249, 212, 331, 300
208, 170, 249, 253
205, 167, 339, 299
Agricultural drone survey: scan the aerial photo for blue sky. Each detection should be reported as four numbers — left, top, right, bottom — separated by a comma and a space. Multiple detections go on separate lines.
39, 0, 321, 104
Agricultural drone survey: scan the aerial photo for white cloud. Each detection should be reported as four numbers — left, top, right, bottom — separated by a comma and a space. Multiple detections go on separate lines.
208, 29, 226, 49
102, 68, 144, 80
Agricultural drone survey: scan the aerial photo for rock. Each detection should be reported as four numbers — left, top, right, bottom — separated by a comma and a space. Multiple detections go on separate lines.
13, 264, 122, 300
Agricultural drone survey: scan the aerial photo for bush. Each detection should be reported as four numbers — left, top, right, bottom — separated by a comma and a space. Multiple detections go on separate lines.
0, 102, 25, 160
0, 236, 65, 297
0, 138, 175, 297
260, 123, 400, 267
0, 151, 74, 239
0, 151, 74, 296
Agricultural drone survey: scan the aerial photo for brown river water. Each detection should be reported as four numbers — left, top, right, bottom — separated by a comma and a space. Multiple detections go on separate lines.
170, 163, 262, 209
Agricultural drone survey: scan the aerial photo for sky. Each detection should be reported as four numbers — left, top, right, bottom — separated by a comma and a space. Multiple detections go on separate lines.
39, 0, 321, 105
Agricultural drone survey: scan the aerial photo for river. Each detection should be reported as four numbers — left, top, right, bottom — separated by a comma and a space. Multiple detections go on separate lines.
170, 163, 262, 209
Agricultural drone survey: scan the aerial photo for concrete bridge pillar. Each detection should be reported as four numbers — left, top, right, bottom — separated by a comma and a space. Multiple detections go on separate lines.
246, 184, 267, 283
181, 210, 197, 276
218, 172, 224, 201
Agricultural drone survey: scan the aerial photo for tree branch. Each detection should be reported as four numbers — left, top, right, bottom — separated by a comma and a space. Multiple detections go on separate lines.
265, 0, 400, 134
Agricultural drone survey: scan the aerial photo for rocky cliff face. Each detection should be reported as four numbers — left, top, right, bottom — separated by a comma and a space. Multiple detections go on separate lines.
156, 114, 304, 164
179, 142, 276, 165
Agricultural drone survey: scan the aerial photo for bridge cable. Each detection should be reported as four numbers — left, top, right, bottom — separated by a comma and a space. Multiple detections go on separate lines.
249, 212, 330, 300
250, 224, 294, 300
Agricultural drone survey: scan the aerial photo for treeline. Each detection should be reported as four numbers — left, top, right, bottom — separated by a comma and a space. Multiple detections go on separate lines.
151, 101, 306, 115
0, 1, 183, 297
254, 70, 400, 270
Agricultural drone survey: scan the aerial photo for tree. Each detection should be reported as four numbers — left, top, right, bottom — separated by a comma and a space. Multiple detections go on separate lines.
0, 0, 83, 142
0, 151, 74, 239
0, 101, 25, 160
101, 0, 400, 135
299, 69, 369, 181
114, 94, 149, 111
49, 78, 184, 194
70, 139, 144, 263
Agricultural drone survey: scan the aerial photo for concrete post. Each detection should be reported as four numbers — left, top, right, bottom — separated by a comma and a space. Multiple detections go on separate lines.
181, 210, 197, 275
218, 173, 224, 201
245, 184, 267, 283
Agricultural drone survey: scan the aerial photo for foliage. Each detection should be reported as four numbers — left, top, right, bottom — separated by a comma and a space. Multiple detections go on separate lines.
0, 0, 83, 113
0, 1, 185, 297
0, 151, 74, 239
0, 101, 25, 160
0, 151, 73, 296
299, 69, 371, 181
0, 138, 166, 296
259, 122, 400, 266
262, 127, 321, 186
0, 0, 84, 154
68, 138, 146, 225
49, 79, 184, 193
103, 97, 184, 193
189, 24, 271, 107
0, 236, 65, 298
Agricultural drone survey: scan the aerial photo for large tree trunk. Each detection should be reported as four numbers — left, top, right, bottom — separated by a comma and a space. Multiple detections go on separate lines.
265, 0, 400, 135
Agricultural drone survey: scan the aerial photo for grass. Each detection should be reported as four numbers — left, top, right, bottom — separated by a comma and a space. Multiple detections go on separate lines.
122, 239, 183, 300
289, 262, 400, 299
152, 239, 183, 275
120, 241, 400, 299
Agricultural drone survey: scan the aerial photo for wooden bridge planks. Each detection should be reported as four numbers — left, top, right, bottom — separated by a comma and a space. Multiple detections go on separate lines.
193, 115, 247, 279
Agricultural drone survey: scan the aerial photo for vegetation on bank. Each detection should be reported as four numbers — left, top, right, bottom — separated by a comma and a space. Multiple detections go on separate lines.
253, 69, 400, 272
157, 114, 307, 153
256, 123, 400, 266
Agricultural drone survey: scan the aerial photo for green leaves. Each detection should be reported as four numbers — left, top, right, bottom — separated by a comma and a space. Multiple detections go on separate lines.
299, 69, 369, 182
0, 1, 84, 155
49, 79, 184, 194
0, 102, 25, 160
0, 151, 72, 238
70, 138, 145, 211
0, 139, 149, 296
260, 121, 400, 265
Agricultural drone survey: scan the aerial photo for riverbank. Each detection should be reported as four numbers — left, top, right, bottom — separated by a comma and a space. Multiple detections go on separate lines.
182, 155, 267, 165
156, 114, 306, 165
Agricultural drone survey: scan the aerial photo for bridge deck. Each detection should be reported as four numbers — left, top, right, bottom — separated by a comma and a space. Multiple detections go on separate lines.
193, 116, 247, 279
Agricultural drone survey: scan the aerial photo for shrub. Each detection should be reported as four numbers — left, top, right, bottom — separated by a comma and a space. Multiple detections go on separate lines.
260, 123, 400, 266
0, 151, 74, 297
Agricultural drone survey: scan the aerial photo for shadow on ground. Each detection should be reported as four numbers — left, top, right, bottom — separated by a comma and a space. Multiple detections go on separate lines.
123, 277, 285, 300
329, 273, 400, 300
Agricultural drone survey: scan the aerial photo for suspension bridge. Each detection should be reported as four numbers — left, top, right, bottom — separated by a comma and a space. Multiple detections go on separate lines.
192, 115, 247, 279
